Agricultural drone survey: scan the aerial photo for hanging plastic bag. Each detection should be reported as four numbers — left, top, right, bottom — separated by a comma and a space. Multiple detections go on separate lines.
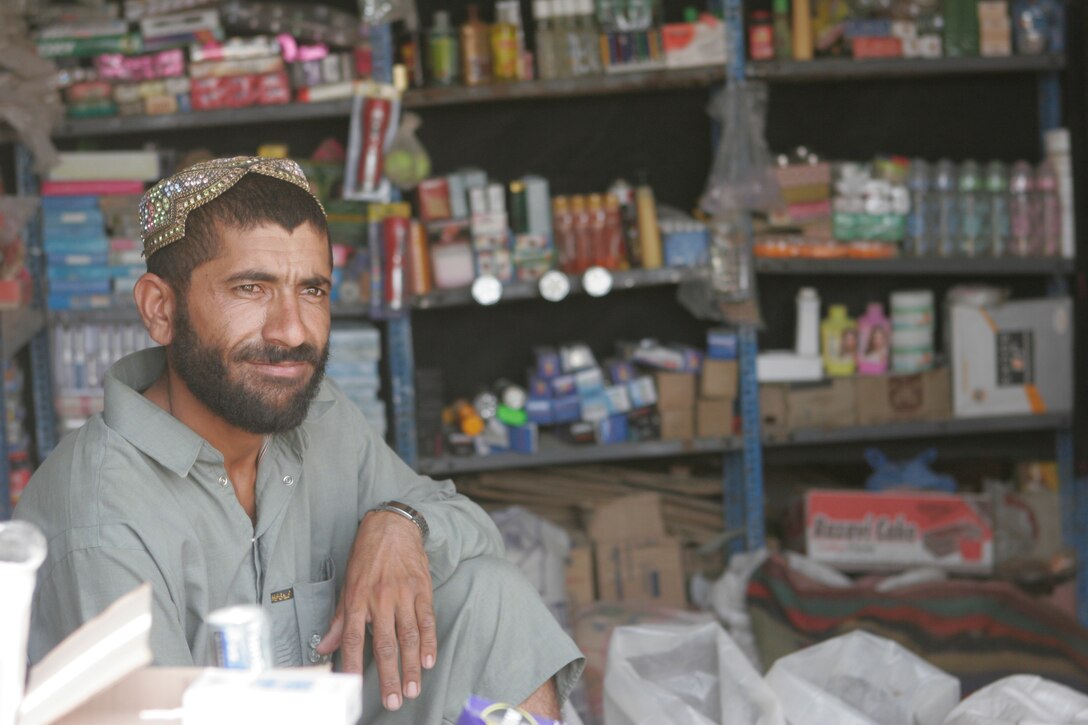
699, 81, 781, 217
943, 675, 1088, 725
384, 112, 432, 191
765, 630, 960, 725
603, 620, 785, 725
864, 448, 958, 493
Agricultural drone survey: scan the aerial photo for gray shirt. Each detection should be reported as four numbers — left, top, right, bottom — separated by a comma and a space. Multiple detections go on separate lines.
15, 346, 506, 667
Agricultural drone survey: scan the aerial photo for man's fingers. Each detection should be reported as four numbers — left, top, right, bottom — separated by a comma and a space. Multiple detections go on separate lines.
316, 602, 344, 656
371, 605, 402, 711
339, 613, 369, 675
416, 594, 438, 671
395, 602, 423, 699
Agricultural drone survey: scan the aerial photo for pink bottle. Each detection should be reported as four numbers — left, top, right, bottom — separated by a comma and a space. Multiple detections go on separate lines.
856, 302, 891, 375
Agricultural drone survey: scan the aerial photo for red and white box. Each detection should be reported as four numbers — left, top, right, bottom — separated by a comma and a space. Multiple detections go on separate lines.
804, 490, 994, 574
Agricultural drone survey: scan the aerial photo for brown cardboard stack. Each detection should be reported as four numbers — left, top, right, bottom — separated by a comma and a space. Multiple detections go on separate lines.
697, 360, 737, 438
588, 492, 687, 609
786, 378, 857, 430
655, 371, 695, 440
856, 368, 951, 425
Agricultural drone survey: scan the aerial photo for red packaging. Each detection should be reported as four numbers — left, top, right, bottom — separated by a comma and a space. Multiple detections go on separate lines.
357, 95, 392, 194
417, 178, 452, 221
852, 36, 903, 59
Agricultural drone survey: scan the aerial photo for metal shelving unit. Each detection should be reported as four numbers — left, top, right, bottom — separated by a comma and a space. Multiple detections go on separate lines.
49, 54, 1065, 139
756, 257, 1076, 275
416, 412, 1070, 476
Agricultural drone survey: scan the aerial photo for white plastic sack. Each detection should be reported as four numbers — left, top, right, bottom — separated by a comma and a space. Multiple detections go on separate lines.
603, 620, 784, 725
490, 507, 571, 627
765, 630, 960, 725
943, 675, 1088, 725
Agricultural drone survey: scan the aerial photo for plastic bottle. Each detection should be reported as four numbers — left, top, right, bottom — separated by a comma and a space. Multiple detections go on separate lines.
427, 11, 459, 86
552, 196, 577, 272
533, 0, 560, 79
460, 5, 493, 86
635, 184, 663, 269
576, 0, 602, 74
984, 160, 1009, 257
1008, 160, 1034, 257
791, 0, 813, 60
904, 158, 931, 257
557, 0, 585, 76
933, 159, 958, 257
821, 304, 857, 377
570, 194, 592, 273
602, 194, 626, 269
956, 160, 984, 257
856, 302, 891, 375
1035, 159, 1062, 257
795, 286, 820, 358
491, 2, 520, 81
773, 0, 792, 60
587, 193, 607, 267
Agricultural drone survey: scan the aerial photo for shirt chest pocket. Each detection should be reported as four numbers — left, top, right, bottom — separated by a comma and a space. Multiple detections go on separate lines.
268, 556, 337, 667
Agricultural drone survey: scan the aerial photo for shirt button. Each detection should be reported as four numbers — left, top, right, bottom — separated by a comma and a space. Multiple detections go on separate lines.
218, 475, 229, 487
309, 649, 323, 664
309, 633, 321, 648
283, 475, 295, 486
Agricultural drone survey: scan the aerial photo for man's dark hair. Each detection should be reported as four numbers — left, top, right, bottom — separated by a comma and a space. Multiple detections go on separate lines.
146, 172, 329, 294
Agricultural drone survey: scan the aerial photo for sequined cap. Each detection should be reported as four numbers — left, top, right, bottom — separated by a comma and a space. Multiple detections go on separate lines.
139, 156, 325, 258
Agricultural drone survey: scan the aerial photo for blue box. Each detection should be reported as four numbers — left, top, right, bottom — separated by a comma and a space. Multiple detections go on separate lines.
707, 328, 739, 360
535, 346, 561, 379
607, 359, 636, 385
552, 394, 581, 424
663, 229, 709, 267
528, 375, 551, 399
110, 264, 146, 279
526, 397, 554, 425
628, 376, 658, 409
580, 392, 610, 423
509, 423, 538, 454
550, 374, 576, 397
47, 292, 113, 310
47, 252, 108, 267
605, 384, 632, 414
595, 414, 628, 445
47, 265, 111, 282
49, 278, 111, 295
43, 237, 110, 255
42, 195, 100, 212
574, 367, 605, 394
843, 18, 894, 38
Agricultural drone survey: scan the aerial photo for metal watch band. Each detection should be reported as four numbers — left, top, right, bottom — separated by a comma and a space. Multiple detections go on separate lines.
370, 500, 429, 543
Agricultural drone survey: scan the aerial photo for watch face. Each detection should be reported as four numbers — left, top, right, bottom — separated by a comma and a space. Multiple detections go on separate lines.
480, 704, 539, 725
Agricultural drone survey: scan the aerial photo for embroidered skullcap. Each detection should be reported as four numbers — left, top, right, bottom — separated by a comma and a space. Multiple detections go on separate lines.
139, 155, 325, 258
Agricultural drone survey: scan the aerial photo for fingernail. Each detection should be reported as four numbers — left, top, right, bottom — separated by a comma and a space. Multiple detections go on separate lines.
424, 655, 435, 669
406, 681, 419, 698
385, 694, 402, 711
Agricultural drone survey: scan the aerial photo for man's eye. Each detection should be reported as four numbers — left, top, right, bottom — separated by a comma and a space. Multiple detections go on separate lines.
304, 287, 327, 297
238, 284, 259, 293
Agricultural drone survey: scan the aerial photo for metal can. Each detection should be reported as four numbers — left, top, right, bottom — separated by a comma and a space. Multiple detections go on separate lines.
206, 605, 273, 671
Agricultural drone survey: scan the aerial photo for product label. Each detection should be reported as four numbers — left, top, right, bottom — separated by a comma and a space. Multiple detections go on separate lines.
996, 330, 1034, 386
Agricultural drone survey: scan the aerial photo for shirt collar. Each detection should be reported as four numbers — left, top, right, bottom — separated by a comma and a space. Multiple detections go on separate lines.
103, 347, 336, 478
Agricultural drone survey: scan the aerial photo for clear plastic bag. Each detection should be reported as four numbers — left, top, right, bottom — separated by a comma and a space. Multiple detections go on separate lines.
699, 81, 781, 218
384, 112, 431, 191
943, 675, 1088, 724
604, 620, 785, 725
765, 630, 960, 725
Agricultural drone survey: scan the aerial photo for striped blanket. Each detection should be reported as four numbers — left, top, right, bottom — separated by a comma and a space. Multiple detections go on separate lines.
747, 553, 1088, 695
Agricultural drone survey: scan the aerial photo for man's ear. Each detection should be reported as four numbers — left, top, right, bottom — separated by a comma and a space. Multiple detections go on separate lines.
134, 272, 177, 345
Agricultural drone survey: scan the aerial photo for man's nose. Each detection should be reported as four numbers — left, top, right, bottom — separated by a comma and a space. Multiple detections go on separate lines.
263, 293, 307, 349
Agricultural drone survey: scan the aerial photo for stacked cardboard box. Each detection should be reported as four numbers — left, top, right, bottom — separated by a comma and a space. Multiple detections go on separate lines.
697, 359, 737, 438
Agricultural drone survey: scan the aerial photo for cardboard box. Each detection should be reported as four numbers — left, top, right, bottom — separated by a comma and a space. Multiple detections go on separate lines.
805, 489, 994, 574
787, 378, 857, 430
951, 298, 1073, 417
588, 493, 687, 609
760, 384, 790, 436
697, 397, 733, 438
659, 407, 694, 441
700, 359, 738, 399
565, 545, 596, 611
855, 368, 951, 425
654, 371, 696, 410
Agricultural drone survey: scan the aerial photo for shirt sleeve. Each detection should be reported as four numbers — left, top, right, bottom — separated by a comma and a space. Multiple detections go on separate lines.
30, 546, 194, 667
356, 411, 504, 586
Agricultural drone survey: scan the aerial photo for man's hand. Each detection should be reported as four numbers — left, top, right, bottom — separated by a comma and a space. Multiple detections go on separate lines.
317, 510, 437, 711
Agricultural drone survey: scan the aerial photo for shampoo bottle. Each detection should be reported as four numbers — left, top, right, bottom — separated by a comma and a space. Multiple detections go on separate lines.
821, 304, 857, 376
856, 302, 891, 375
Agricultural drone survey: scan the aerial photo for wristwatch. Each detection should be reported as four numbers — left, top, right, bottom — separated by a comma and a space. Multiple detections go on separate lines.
369, 500, 429, 543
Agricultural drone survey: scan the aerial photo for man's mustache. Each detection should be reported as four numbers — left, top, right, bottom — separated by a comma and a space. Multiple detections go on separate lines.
233, 343, 322, 365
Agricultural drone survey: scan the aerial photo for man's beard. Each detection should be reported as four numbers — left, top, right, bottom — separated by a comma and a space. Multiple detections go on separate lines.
168, 300, 329, 434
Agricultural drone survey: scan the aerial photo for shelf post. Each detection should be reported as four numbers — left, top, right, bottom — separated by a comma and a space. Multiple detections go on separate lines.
15, 145, 58, 463
386, 315, 418, 468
